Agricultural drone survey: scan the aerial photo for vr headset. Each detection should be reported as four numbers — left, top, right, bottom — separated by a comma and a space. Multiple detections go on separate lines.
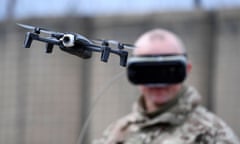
127, 54, 187, 86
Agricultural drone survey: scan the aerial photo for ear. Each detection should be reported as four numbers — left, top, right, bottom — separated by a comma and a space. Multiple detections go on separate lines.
186, 61, 192, 75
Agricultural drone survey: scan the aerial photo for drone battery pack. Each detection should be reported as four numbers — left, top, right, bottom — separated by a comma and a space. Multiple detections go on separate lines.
127, 55, 187, 86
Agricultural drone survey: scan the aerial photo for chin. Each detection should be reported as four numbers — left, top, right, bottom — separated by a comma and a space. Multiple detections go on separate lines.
150, 94, 172, 105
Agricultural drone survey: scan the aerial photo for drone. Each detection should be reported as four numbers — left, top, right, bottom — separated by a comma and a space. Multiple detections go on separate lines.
17, 23, 134, 67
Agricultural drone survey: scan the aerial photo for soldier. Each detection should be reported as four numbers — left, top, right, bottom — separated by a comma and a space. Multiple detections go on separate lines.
93, 29, 240, 144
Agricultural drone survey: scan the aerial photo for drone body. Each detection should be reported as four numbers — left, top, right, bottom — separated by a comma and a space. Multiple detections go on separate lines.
18, 23, 133, 67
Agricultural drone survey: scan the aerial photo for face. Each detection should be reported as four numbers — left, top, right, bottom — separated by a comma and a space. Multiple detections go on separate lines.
134, 30, 192, 112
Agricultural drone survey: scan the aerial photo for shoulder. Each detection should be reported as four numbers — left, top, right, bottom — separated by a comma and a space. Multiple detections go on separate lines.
183, 105, 240, 143
190, 106, 233, 132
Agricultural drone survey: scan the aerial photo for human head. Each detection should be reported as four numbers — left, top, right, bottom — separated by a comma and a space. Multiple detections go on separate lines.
134, 29, 192, 113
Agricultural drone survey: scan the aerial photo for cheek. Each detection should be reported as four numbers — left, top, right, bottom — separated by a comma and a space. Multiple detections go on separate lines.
139, 86, 153, 97
167, 85, 182, 95
139, 86, 147, 94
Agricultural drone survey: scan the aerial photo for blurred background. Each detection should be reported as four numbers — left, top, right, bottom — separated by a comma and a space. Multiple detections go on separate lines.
1, 0, 240, 144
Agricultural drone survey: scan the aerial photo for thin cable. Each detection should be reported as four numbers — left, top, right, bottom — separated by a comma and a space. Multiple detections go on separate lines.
76, 71, 125, 144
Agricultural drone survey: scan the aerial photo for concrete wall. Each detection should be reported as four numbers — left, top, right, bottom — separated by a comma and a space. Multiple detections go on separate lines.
214, 9, 240, 135
0, 9, 240, 144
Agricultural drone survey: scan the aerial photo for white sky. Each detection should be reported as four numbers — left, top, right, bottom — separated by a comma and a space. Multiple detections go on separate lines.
1, 0, 240, 20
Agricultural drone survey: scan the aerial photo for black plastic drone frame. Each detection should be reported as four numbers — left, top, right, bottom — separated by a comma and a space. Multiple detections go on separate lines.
18, 23, 133, 67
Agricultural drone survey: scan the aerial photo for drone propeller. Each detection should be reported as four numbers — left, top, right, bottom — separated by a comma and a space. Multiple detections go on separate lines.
17, 23, 63, 36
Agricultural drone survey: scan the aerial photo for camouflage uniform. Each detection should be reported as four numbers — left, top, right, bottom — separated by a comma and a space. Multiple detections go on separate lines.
93, 86, 240, 144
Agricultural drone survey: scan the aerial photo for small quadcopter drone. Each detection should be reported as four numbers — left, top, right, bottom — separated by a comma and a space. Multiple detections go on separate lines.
17, 23, 134, 67
18, 24, 187, 86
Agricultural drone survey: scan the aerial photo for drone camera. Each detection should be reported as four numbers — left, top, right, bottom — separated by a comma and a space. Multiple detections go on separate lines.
63, 36, 70, 43
61, 34, 75, 47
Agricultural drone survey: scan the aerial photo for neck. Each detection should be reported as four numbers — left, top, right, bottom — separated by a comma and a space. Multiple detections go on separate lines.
144, 86, 186, 115
144, 97, 177, 114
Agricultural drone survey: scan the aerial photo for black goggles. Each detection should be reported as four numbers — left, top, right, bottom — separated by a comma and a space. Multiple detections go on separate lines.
127, 54, 187, 86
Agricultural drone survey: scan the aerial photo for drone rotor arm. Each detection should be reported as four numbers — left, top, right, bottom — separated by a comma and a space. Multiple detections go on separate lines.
84, 44, 102, 52
36, 36, 61, 45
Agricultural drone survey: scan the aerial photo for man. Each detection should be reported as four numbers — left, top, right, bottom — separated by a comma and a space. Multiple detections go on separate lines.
93, 29, 240, 144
